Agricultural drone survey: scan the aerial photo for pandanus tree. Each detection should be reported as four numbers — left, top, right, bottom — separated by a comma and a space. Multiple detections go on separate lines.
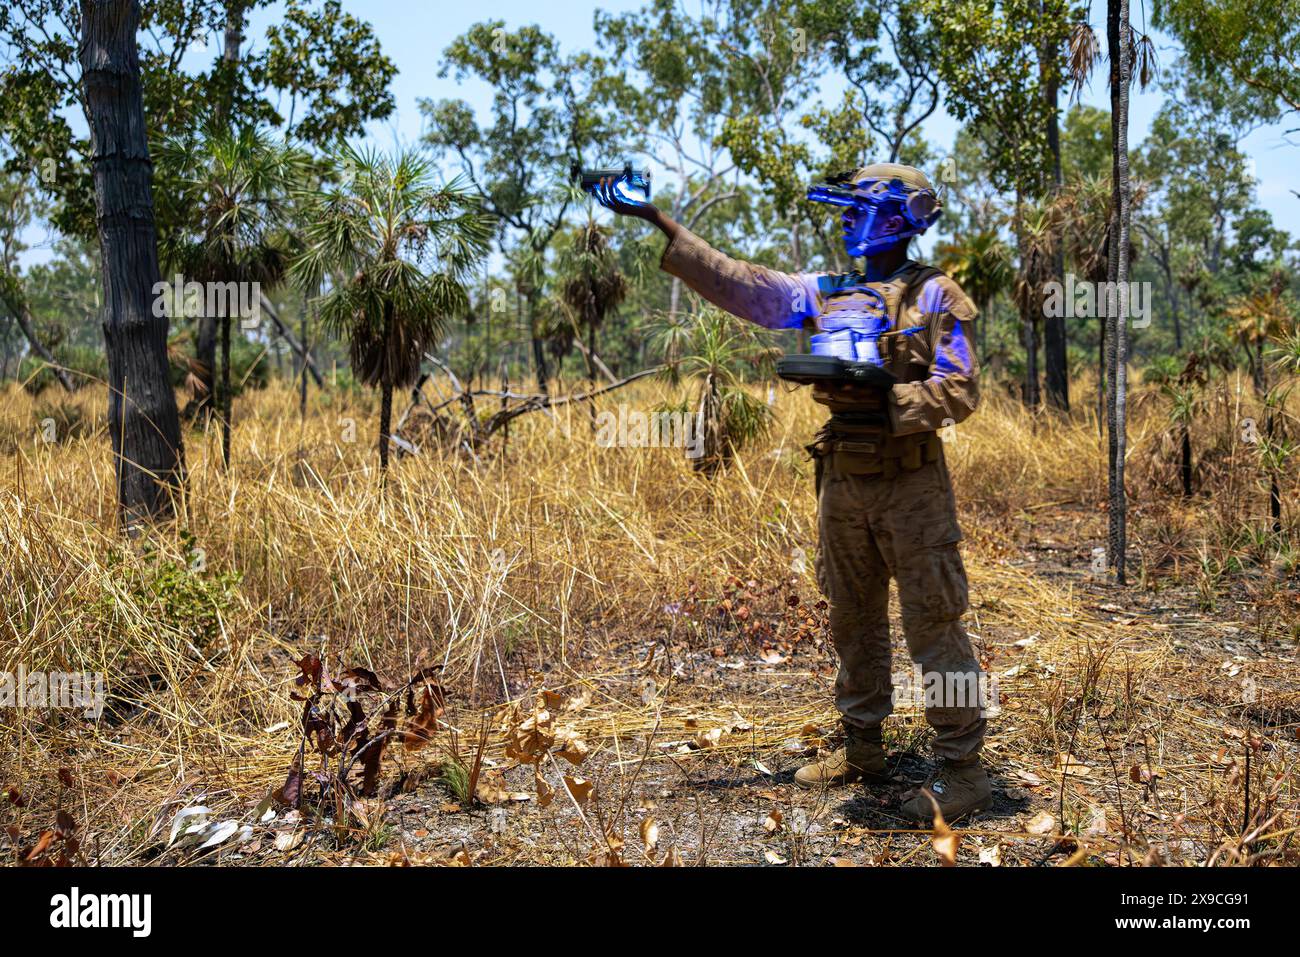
553, 212, 628, 382
935, 229, 1012, 368
291, 146, 492, 472
651, 306, 777, 476
1225, 275, 1300, 535
155, 123, 309, 467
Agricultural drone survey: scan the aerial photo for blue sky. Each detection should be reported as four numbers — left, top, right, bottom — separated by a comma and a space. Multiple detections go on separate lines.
17, 0, 1300, 265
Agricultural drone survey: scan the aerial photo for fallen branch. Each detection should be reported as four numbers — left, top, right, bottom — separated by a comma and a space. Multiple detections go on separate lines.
390, 355, 664, 455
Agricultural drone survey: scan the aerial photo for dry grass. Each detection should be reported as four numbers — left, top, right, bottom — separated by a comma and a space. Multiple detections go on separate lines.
0, 371, 1296, 866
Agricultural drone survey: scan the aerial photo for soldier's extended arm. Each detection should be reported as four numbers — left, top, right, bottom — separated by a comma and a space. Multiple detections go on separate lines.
887, 278, 980, 436
586, 177, 821, 329
657, 226, 822, 330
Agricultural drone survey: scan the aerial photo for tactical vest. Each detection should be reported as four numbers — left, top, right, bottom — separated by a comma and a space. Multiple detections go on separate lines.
806, 262, 945, 482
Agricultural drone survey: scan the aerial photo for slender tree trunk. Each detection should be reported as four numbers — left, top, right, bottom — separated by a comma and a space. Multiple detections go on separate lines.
1014, 199, 1040, 409
220, 313, 232, 467
299, 300, 310, 420
189, 313, 218, 420
213, 1, 247, 126
1042, 10, 1069, 412
1181, 426, 1193, 497
260, 292, 323, 387
378, 303, 393, 472
1097, 315, 1106, 438
185, 0, 246, 425
1106, 0, 1132, 584
80, 0, 185, 524
379, 378, 393, 473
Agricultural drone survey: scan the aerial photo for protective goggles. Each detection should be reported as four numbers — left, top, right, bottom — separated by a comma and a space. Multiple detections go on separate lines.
807, 176, 940, 230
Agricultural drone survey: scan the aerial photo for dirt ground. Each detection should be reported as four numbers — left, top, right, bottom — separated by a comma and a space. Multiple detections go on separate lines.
136, 502, 1299, 868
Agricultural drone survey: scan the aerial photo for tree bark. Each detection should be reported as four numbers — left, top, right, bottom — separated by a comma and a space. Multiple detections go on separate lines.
189, 312, 217, 420
220, 313, 232, 467
1106, 0, 1132, 584
81, 0, 185, 524
1041, 6, 1069, 412
378, 302, 393, 472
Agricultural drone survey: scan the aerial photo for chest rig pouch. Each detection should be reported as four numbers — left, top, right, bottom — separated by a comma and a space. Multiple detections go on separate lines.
805, 263, 944, 487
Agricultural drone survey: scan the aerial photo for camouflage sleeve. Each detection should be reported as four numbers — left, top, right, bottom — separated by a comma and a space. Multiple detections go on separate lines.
660, 225, 823, 329
887, 276, 980, 436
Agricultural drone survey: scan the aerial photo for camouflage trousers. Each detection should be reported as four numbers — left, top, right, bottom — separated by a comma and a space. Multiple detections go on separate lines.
814, 450, 987, 761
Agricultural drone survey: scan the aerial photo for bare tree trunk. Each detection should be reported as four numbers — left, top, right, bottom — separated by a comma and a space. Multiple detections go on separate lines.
1106, 0, 1132, 584
186, 0, 246, 425
1042, 6, 1069, 412
378, 303, 393, 472
299, 300, 310, 420
188, 313, 217, 420
80, 0, 185, 524
260, 292, 323, 386
220, 313, 232, 467
1097, 315, 1106, 438
379, 378, 393, 473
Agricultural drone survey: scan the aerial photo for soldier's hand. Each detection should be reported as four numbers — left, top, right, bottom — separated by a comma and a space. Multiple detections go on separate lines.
592, 176, 658, 220
811, 380, 890, 408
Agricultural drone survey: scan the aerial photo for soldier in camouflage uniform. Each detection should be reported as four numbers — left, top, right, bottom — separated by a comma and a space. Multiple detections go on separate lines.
592, 163, 991, 822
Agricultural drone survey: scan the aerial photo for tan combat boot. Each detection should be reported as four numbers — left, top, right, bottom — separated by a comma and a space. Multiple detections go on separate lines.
901, 757, 992, 823
794, 726, 887, 789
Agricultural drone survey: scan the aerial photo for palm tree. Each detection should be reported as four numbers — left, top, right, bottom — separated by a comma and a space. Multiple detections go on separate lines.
553, 212, 628, 382
156, 123, 308, 467
936, 230, 1012, 370
651, 306, 777, 476
291, 145, 492, 472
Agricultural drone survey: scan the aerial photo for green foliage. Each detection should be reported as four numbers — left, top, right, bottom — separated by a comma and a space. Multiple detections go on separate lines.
97, 535, 242, 651
1060, 104, 1112, 181
1155, 0, 1300, 124
437, 758, 472, 804
292, 145, 493, 392
0, 0, 396, 240
19, 343, 105, 394
921, 0, 1072, 196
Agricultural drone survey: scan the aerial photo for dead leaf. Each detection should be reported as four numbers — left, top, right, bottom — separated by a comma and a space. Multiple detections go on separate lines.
555, 728, 589, 766
763, 809, 784, 834
1053, 753, 1092, 777
534, 767, 555, 808
927, 796, 960, 866
693, 727, 723, 749
764, 849, 787, 865
563, 776, 593, 805
1025, 811, 1056, 835
640, 817, 659, 853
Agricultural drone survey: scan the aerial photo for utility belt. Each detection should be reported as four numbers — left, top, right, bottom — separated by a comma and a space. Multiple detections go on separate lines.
805, 411, 941, 484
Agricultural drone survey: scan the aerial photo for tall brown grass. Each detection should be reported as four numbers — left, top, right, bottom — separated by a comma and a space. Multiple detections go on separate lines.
1, 369, 1294, 863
